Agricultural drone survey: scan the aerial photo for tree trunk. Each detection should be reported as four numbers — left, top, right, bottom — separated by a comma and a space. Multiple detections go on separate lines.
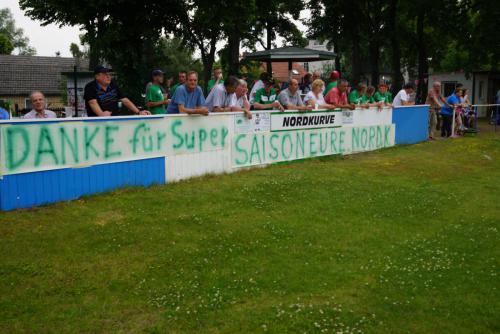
369, 39, 380, 86
351, 32, 361, 83
86, 23, 99, 69
388, 0, 403, 96
331, 40, 341, 72
416, 5, 428, 103
200, 36, 217, 94
266, 22, 272, 75
227, 33, 241, 76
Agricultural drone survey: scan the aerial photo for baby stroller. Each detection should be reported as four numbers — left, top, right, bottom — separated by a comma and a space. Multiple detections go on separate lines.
463, 106, 479, 136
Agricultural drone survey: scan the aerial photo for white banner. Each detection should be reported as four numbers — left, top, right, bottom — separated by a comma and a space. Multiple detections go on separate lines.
270, 111, 343, 131
232, 124, 395, 167
0, 116, 230, 175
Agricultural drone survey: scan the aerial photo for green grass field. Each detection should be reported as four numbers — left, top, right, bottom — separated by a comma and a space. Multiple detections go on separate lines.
1, 129, 499, 333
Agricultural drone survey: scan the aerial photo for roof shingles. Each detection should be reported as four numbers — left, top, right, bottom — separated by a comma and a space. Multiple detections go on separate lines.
0, 55, 89, 96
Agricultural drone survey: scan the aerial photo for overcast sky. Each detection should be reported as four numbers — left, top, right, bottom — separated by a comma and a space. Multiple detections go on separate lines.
4, 0, 311, 58
5, 0, 81, 57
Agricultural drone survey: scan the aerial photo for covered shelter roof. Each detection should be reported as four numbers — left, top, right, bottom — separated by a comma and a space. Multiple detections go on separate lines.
243, 46, 336, 63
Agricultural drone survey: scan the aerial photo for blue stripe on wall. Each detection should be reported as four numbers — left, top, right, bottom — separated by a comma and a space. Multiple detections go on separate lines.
0, 157, 166, 211
392, 105, 429, 145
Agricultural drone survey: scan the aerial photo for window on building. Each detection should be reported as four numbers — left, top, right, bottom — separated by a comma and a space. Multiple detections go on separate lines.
25, 98, 32, 109
303, 63, 309, 72
442, 81, 457, 97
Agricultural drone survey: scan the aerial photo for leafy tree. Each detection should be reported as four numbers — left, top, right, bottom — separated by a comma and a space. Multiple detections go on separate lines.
174, 0, 223, 93
249, 0, 307, 74
156, 38, 202, 79
0, 8, 36, 55
0, 33, 14, 54
444, 0, 500, 73
20, 0, 184, 103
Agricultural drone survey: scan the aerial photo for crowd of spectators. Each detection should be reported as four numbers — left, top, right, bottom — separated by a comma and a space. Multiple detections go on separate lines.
0, 65, 480, 141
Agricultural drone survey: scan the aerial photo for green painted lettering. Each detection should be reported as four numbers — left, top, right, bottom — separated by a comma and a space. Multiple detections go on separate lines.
309, 132, 318, 156
319, 132, 328, 154
296, 132, 305, 157
35, 127, 58, 166
5, 127, 30, 170
104, 125, 121, 158
184, 131, 195, 150
269, 133, 279, 160
384, 125, 391, 146
249, 135, 261, 164
59, 127, 79, 164
84, 126, 100, 160
330, 130, 338, 154
281, 134, 293, 159
376, 126, 382, 148
198, 128, 207, 151
220, 126, 228, 148
361, 128, 368, 149
171, 119, 183, 149
234, 134, 248, 165
210, 129, 218, 147
339, 130, 345, 154
157, 132, 166, 150
352, 127, 360, 150
369, 126, 375, 149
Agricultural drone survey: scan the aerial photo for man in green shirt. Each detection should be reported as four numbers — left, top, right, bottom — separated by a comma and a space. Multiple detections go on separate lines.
348, 83, 369, 108
373, 83, 393, 105
253, 78, 284, 111
170, 71, 187, 97
323, 70, 340, 95
146, 69, 168, 114
207, 67, 224, 94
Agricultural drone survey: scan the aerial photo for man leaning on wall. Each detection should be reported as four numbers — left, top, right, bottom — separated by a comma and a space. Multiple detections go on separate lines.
84, 65, 151, 117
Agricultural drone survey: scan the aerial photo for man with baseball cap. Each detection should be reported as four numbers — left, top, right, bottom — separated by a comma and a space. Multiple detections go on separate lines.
84, 65, 150, 117
146, 69, 169, 114
324, 70, 340, 95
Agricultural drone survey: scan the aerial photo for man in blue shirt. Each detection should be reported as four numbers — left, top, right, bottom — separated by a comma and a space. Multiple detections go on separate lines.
441, 88, 462, 137
167, 71, 208, 115
0, 107, 9, 120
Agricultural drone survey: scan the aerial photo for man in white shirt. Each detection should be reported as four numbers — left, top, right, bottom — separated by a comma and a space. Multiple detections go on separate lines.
23, 91, 57, 119
393, 83, 416, 107
232, 79, 252, 119
205, 76, 239, 112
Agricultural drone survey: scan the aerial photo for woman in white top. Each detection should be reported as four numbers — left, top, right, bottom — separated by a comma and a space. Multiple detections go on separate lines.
303, 79, 337, 109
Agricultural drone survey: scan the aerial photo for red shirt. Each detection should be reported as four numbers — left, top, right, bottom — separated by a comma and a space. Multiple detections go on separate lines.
325, 87, 348, 105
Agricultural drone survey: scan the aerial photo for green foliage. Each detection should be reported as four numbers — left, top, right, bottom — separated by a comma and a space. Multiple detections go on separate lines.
0, 8, 36, 55
0, 33, 13, 54
157, 38, 202, 79
69, 42, 85, 59
0, 99, 12, 111
307, 0, 498, 92
0, 130, 499, 333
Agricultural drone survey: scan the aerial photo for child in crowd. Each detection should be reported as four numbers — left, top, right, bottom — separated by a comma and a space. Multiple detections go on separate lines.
373, 83, 393, 106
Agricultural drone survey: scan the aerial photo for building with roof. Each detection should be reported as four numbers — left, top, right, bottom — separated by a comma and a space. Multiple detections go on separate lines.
0, 55, 89, 113
259, 62, 308, 83
428, 70, 500, 117
303, 40, 336, 74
